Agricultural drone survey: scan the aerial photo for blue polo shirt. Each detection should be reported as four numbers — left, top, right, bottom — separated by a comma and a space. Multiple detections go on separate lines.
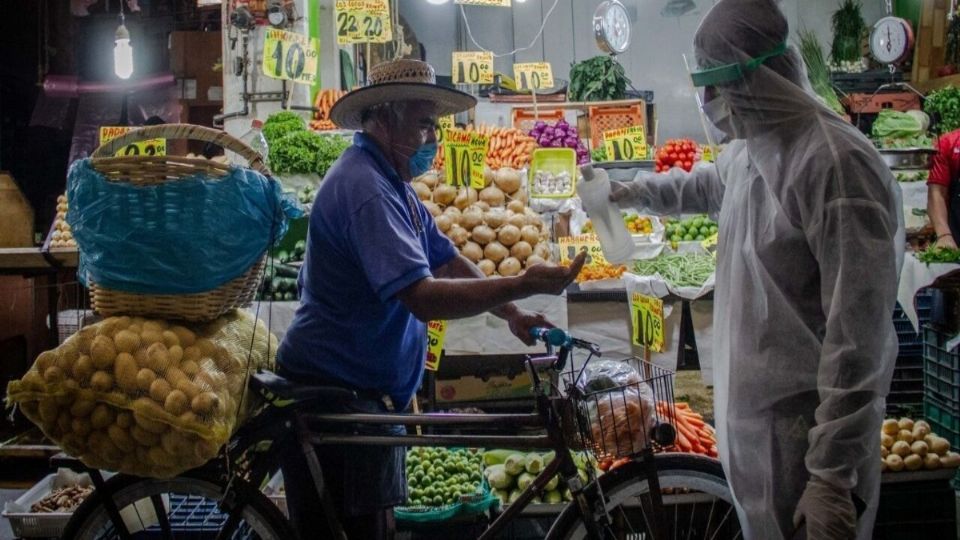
277, 133, 458, 408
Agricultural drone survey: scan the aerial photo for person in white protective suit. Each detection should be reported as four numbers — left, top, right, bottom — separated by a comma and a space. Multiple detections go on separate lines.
609, 1, 904, 538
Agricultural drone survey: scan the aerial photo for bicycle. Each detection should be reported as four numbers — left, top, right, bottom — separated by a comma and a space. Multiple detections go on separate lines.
59, 328, 742, 539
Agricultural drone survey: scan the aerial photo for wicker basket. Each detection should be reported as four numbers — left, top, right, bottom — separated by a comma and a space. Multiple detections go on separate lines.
85, 124, 271, 322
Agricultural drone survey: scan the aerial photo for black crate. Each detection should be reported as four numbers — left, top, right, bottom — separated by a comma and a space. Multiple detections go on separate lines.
830, 69, 905, 93
874, 475, 957, 539
923, 325, 960, 410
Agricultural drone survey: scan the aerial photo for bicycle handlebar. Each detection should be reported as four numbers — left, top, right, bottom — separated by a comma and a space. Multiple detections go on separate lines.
529, 327, 601, 355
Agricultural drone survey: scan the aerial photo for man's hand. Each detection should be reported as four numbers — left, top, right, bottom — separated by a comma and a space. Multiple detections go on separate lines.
609, 181, 633, 204
936, 234, 958, 249
520, 252, 586, 295
506, 309, 551, 346
792, 477, 857, 539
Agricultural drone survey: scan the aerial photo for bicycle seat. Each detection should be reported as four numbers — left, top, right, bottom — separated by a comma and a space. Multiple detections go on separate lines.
250, 371, 358, 404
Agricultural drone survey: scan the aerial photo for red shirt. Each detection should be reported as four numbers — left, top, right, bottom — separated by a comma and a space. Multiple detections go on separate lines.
928, 129, 960, 187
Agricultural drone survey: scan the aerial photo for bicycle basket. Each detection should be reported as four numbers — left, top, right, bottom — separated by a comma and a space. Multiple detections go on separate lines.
563, 357, 676, 460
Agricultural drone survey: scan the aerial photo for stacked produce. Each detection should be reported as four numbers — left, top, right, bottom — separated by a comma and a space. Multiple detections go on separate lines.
50, 194, 76, 248
655, 139, 700, 173
433, 125, 537, 171
658, 402, 718, 458
633, 253, 716, 288
573, 264, 627, 283
924, 85, 960, 135
664, 215, 718, 243
30, 485, 93, 513
259, 242, 305, 301
880, 418, 960, 472
483, 450, 598, 506
309, 89, 348, 131
262, 111, 352, 178
413, 169, 552, 276
403, 447, 485, 507
6, 311, 278, 478
583, 214, 655, 236
871, 110, 933, 149
529, 120, 590, 165
917, 246, 960, 264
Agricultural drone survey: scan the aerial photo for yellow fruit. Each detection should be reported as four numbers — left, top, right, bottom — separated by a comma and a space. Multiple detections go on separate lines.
114, 352, 139, 392
90, 404, 116, 429
162, 330, 180, 348
149, 378, 173, 403
90, 371, 114, 392
90, 336, 117, 370
113, 330, 141, 354
136, 368, 157, 392
882, 419, 900, 436
164, 390, 189, 416
72, 355, 94, 384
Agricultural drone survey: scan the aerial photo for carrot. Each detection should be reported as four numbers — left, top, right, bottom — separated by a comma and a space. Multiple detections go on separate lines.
675, 429, 693, 452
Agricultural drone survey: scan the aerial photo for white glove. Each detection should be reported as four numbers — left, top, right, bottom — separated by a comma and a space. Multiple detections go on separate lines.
792, 477, 857, 539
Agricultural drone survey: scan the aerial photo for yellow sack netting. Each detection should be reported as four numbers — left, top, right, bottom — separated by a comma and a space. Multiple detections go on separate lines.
6, 310, 277, 478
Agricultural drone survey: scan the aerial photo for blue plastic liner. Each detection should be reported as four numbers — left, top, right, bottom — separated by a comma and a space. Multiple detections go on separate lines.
67, 158, 302, 294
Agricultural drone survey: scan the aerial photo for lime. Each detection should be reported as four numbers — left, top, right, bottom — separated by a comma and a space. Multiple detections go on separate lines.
700, 226, 710, 235
695, 234, 705, 241
683, 234, 694, 241
433, 495, 444, 506
710, 225, 718, 234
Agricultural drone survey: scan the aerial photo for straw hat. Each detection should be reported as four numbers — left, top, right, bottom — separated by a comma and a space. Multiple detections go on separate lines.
330, 59, 477, 130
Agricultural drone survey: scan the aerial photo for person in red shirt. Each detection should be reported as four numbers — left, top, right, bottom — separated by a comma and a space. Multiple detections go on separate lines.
928, 129, 960, 248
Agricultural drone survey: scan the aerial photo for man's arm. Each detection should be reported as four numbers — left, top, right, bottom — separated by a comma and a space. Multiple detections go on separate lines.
432, 254, 519, 319
928, 184, 957, 248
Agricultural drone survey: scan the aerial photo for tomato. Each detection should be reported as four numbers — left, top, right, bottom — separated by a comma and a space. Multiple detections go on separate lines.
669, 153, 678, 161
684, 161, 693, 170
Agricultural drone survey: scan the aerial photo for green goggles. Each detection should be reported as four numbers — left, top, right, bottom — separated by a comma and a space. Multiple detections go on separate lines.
690, 42, 788, 87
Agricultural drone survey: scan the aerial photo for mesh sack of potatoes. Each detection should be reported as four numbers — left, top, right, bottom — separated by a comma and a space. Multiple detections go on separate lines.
6, 310, 277, 478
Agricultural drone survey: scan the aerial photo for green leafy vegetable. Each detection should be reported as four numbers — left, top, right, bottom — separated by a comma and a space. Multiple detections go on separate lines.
872, 110, 925, 140
264, 111, 306, 128
925, 85, 960, 134
917, 246, 960, 264
831, 0, 867, 64
633, 253, 716, 288
314, 134, 352, 178
269, 130, 351, 176
591, 146, 608, 162
568, 56, 629, 102
798, 29, 844, 114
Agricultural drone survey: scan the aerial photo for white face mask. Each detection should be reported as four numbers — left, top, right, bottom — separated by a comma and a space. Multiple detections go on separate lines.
702, 97, 736, 142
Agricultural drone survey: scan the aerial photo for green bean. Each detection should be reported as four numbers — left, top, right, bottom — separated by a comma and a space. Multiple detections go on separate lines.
633, 253, 715, 288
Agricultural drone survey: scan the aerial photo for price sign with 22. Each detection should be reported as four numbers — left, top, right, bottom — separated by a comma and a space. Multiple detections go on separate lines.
99, 126, 166, 158
334, 0, 392, 44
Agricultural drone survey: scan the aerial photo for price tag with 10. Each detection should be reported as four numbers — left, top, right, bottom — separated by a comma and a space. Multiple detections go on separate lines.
631, 292, 665, 353
99, 126, 166, 157
425, 320, 447, 372
262, 29, 320, 85
513, 62, 554, 90
603, 125, 648, 161
334, 0, 392, 44
558, 234, 609, 268
452, 51, 494, 85
444, 129, 488, 189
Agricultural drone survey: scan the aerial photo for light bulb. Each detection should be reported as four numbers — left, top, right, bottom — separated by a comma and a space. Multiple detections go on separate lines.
426, 0, 449, 4
114, 23, 133, 79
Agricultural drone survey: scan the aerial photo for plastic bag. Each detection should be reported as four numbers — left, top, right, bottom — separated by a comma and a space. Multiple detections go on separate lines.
66, 159, 303, 294
6, 310, 277, 478
578, 360, 656, 457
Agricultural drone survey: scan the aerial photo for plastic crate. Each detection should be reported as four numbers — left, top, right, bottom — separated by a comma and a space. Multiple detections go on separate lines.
511, 108, 565, 134
925, 396, 960, 451
142, 494, 228, 538
923, 325, 960, 409
874, 474, 957, 539
893, 292, 932, 358
587, 103, 645, 149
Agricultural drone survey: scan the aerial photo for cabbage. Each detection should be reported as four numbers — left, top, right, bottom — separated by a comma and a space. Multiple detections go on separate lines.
524, 453, 544, 474
486, 464, 514, 490
504, 453, 526, 476
517, 471, 536, 490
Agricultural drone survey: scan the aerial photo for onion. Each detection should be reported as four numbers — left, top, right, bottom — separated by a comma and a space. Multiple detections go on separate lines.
520, 225, 540, 245
508, 214, 527, 229
473, 201, 490, 212
471, 225, 497, 246
448, 226, 469, 247
507, 199, 525, 214
412, 182, 432, 201
534, 242, 551, 261
484, 209, 507, 229
435, 214, 452, 233
423, 201, 442, 217
498, 257, 522, 277
454, 187, 478, 210
479, 186, 506, 207
483, 166, 496, 188
495, 168, 523, 194
509, 188, 528, 205
498, 225, 521, 247
418, 171, 440, 189
484, 241, 509, 263
434, 184, 457, 206
525, 255, 546, 268
510, 241, 533, 261
477, 259, 496, 276
443, 206, 462, 226
461, 241, 483, 263
461, 207, 484, 230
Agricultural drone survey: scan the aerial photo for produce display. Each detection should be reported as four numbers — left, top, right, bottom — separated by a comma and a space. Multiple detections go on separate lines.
260, 245, 304, 302
798, 29, 844, 114
403, 447, 485, 508
655, 139, 701, 173
310, 89, 347, 131
925, 85, 960, 135
433, 125, 537, 171
413, 168, 552, 276
664, 215, 718, 243
880, 418, 960, 472
50, 194, 76, 248
583, 214, 655, 236
830, 0, 867, 73
30, 485, 93, 513
659, 402, 718, 458
916, 246, 960, 264
529, 120, 590, 165
483, 450, 597, 506
263, 111, 352, 177
6, 311, 277, 478
895, 170, 929, 183
871, 110, 933, 149
530, 170, 574, 197
568, 56, 629, 102
573, 264, 627, 283
633, 253, 716, 288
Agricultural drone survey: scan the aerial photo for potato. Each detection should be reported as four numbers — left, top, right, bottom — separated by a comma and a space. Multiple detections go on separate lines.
72, 355, 94, 384
170, 326, 197, 347
164, 390, 190, 416
90, 404, 116, 430
904, 454, 923, 471
912, 424, 930, 440
145, 343, 171, 374
114, 353, 139, 392
896, 429, 914, 444
880, 458, 888, 472
194, 439, 219, 461
150, 378, 173, 403
182, 346, 202, 364
942, 451, 960, 468
880, 446, 889, 459
71, 417, 93, 437
162, 330, 180, 348
924, 433, 937, 446
90, 336, 117, 370
161, 431, 184, 455
115, 411, 134, 429
880, 433, 894, 449
70, 398, 96, 418
20, 370, 44, 391
882, 419, 900, 436
56, 413, 73, 435
148, 446, 177, 468
191, 392, 221, 415
54, 379, 79, 405
90, 371, 114, 392
891, 440, 911, 457
127, 324, 142, 334
108, 424, 136, 452
164, 366, 188, 387
43, 366, 66, 384
915, 420, 931, 431
113, 330, 141, 354
168, 345, 184, 365
97, 318, 127, 338
140, 330, 163, 347
931, 437, 950, 456
196, 338, 217, 358
885, 454, 904, 472
911, 440, 929, 457
130, 425, 161, 446
35, 351, 57, 373
136, 368, 158, 392
898, 417, 915, 431
54, 349, 76, 372
181, 360, 201, 378
924, 453, 941, 470
142, 320, 167, 333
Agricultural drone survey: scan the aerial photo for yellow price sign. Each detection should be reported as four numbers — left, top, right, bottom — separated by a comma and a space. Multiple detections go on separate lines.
513, 62, 554, 90
99, 126, 166, 157
425, 320, 447, 371
455, 0, 511, 5
701, 145, 716, 163
436, 115, 455, 143
444, 129, 487, 189
558, 234, 609, 268
334, 0, 392, 45
631, 292, 665, 353
603, 126, 648, 162
452, 51, 494, 85
262, 29, 320, 85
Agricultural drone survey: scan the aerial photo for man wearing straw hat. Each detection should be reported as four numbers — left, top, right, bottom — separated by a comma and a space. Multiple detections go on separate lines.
277, 59, 585, 539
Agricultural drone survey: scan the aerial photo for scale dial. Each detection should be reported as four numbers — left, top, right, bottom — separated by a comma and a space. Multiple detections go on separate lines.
594, 1, 631, 55
870, 16, 914, 65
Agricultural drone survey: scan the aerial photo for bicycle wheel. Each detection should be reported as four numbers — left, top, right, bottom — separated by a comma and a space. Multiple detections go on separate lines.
61, 470, 293, 540
547, 453, 742, 540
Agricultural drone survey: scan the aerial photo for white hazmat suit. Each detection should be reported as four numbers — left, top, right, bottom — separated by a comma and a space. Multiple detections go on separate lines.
611, 1, 904, 538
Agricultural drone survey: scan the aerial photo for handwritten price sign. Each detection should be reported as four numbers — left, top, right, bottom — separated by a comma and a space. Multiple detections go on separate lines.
262, 29, 319, 85
425, 320, 447, 372
558, 234, 609, 268
444, 129, 488, 189
631, 292, 665, 352
603, 125, 648, 161
452, 51, 494, 85
513, 62, 554, 90
334, 0, 392, 44
99, 126, 166, 157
